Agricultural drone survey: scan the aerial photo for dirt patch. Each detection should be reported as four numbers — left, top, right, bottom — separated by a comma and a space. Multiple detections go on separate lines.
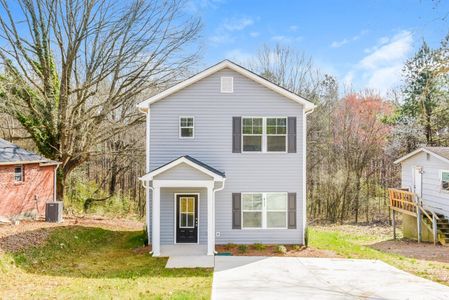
371, 239, 449, 263
0, 216, 144, 252
215, 244, 340, 258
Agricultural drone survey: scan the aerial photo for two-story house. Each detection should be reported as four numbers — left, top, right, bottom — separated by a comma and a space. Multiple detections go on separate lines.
138, 60, 315, 257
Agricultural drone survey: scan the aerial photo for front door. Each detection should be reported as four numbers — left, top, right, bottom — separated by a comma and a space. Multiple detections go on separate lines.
176, 194, 198, 243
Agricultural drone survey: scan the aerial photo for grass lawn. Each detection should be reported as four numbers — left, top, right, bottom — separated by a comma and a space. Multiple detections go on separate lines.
310, 225, 449, 285
0, 226, 212, 299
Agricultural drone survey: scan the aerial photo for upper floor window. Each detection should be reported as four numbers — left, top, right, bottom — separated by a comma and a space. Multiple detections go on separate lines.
179, 117, 194, 138
242, 117, 287, 152
15, 165, 23, 182
221, 76, 233, 93
441, 170, 449, 192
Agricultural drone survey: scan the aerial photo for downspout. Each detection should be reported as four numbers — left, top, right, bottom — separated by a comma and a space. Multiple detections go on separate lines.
212, 178, 226, 254
303, 107, 315, 245
54, 163, 60, 202
138, 106, 152, 253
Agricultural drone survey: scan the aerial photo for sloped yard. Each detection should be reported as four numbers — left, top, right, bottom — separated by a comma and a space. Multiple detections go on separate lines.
0, 220, 212, 299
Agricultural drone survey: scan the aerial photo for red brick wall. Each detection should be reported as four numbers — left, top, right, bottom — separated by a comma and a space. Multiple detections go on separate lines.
0, 163, 56, 217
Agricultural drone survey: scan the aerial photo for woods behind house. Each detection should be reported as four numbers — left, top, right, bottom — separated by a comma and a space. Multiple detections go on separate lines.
0, 0, 448, 223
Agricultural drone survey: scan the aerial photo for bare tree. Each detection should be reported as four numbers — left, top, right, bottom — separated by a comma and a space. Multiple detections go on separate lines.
0, 0, 201, 199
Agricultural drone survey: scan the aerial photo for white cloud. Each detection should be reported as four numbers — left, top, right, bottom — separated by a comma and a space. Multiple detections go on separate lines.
344, 30, 413, 93
249, 31, 260, 38
225, 49, 254, 63
209, 16, 255, 45
359, 31, 412, 69
289, 25, 299, 32
330, 30, 368, 48
223, 17, 254, 31
271, 35, 303, 43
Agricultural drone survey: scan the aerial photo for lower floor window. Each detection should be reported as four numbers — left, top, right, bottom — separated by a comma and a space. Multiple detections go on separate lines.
242, 192, 287, 229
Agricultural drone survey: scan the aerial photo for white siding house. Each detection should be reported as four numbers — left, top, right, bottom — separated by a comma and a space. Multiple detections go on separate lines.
138, 60, 315, 257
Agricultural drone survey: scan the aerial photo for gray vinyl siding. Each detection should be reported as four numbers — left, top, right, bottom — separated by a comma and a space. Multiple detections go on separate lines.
149, 68, 305, 245
153, 163, 213, 181
401, 152, 449, 217
160, 187, 207, 245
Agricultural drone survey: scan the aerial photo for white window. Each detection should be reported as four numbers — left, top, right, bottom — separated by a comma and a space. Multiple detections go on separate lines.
14, 165, 23, 182
221, 76, 233, 93
179, 117, 194, 138
242, 117, 287, 152
441, 170, 449, 192
242, 192, 288, 229
242, 117, 263, 152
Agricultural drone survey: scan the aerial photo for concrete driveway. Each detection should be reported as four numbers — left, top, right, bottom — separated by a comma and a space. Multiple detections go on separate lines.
212, 257, 449, 300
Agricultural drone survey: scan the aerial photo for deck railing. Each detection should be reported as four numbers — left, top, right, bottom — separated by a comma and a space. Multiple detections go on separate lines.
388, 188, 417, 216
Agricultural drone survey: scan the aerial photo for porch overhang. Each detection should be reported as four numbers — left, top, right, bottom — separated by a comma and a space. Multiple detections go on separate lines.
139, 156, 225, 258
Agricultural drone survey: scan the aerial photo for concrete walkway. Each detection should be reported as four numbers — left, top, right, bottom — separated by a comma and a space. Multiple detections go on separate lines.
162, 244, 214, 268
213, 256, 449, 300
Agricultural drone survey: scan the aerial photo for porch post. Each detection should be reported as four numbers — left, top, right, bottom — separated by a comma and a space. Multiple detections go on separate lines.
207, 183, 215, 256
152, 185, 161, 256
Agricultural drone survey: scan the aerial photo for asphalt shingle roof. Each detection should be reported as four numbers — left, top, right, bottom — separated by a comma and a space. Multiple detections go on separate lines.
423, 147, 449, 161
0, 138, 56, 164
151, 155, 225, 178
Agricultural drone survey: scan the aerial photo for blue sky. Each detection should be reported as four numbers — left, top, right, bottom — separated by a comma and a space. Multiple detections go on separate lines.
187, 0, 449, 94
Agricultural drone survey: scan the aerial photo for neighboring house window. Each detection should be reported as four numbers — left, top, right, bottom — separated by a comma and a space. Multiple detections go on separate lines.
441, 170, 449, 192
242, 192, 288, 229
242, 118, 263, 151
14, 165, 23, 182
179, 117, 194, 138
242, 117, 287, 152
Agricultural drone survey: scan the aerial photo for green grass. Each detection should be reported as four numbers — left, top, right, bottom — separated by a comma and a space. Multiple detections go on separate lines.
0, 226, 212, 299
309, 226, 449, 285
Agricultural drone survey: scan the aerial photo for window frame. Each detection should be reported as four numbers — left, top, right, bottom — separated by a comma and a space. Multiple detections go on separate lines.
241, 192, 288, 229
14, 165, 24, 182
440, 170, 449, 193
179, 116, 195, 139
241, 116, 288, 153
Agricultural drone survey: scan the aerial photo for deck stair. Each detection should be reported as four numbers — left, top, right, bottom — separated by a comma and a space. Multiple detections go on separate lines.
422, 214, 449, 245
388, 188, 449, 246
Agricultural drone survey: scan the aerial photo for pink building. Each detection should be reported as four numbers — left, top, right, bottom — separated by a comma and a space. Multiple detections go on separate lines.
0, 138, 59, 218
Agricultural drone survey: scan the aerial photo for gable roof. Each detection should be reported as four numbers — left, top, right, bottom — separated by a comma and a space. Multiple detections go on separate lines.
394, 147, 449, 165
137, 60, 316, 112
140, 155, 225, 181
0, 138, 59, 166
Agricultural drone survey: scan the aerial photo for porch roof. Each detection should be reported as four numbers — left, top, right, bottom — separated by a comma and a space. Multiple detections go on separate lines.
140, 155, 225, 181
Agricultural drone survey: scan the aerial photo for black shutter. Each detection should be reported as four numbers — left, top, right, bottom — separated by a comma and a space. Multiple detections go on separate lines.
288, 193, 297, 229
232, 117, 241, 153
288, 117, 297, 153
232, 193, 241, 229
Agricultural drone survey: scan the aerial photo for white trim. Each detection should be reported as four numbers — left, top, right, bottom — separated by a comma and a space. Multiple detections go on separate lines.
174, 193, 200, 245
136, 60, 316, 112
140, 157, 225, 181
14, 165, 24, 182
146, 110, 151, 246
303, 109, 312, 244
0, 160, 59, 166
220, 76, 234, 93
179, 116, 195, 139
394, 148, 449, 165
153, 180, 215, 189
440, 170, 449, 192
152, 186, 161, 256
241, 192, 288, 230
241, 116, 288, 153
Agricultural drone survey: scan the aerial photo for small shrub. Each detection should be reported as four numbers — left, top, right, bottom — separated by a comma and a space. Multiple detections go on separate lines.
293, 245, 301, 251
237, 244, 248, 254
253, 243, 266, 250
275, 245, 287, 254
224, 243, 237, 250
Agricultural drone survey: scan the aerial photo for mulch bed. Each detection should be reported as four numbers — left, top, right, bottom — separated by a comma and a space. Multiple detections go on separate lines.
215, 244, 340, 258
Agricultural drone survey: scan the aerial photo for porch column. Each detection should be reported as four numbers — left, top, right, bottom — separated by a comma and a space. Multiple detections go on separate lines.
152, 185, 161, 256
207, 183, 215, 256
